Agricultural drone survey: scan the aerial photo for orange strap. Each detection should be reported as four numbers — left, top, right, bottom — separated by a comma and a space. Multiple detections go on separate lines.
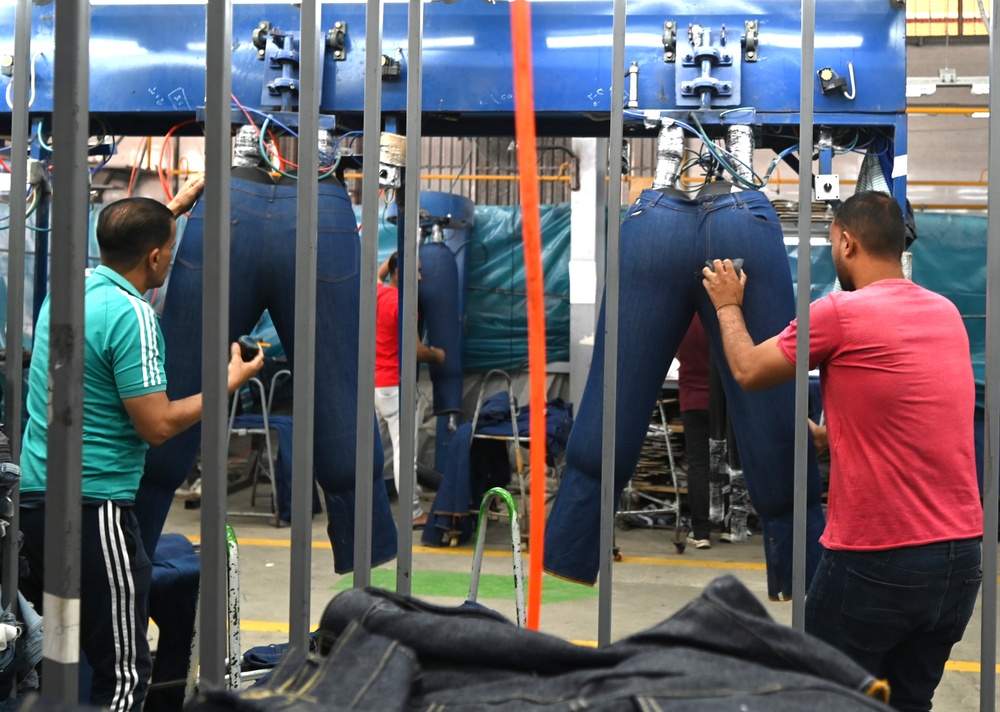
509, 0, 547, 631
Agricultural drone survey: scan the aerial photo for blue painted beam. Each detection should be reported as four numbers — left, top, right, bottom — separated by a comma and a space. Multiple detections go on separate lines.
0, 0, 905, 135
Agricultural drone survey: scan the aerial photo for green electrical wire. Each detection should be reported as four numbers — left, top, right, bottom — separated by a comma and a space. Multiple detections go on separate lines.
258, 116, 340, 181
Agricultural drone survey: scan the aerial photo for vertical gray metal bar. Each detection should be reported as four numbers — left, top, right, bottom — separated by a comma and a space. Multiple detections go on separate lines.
3, 0, 32, 614
290, 0, 320, 651
598, 0, 626, 647
980, 3, 999, 709
42, 0, 89, 700
396, 0, 424, 596
792, 0, 815, 632
201, 0, 233, 688
355, 0, 385, 589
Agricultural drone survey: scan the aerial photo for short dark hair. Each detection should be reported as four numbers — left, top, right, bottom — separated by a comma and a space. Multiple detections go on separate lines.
832, 191, 905, 261
387, 251, 398, 276
97, 198, 175, 271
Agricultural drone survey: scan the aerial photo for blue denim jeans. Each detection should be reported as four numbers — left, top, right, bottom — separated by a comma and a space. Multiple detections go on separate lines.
806, 539, 982, 711
137, 172, 397, 574
544, 188, 826, 599
417, 242, 464, 415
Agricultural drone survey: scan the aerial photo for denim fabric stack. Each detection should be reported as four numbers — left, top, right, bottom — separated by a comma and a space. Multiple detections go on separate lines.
187, 575, 889, 711
0, 431, 42, 704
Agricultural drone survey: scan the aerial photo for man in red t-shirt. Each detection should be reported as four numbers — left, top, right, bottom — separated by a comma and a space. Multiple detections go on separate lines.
702, 191, 982, 710
376, 252, 446, 528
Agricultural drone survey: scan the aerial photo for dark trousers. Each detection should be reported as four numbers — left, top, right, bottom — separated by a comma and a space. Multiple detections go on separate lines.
806, 539, 982, 711
681, 409, 711, 540
20, 501, 152, 711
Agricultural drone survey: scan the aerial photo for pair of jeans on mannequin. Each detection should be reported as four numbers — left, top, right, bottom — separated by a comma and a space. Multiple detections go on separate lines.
136, 169, 397, 574
543, 187, 826, 600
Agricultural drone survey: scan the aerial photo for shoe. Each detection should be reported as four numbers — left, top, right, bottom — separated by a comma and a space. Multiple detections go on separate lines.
686, 534, 711, 550
719, 529, 753, 543
412, 513, 429, 530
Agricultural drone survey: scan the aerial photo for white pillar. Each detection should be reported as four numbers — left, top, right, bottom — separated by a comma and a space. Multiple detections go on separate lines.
569, 138, 607, 411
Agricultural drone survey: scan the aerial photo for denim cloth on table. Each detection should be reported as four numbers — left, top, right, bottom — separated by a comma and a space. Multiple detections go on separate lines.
193, 575, 888, 711
421, 394, 573, 547
144, 534, 200, 712
136, 171, 397, 574
188, 623, 417, 712
0, 570, 45, 702
807, 538, 982, 711
0, 606, 19, 697
544, 188, 826, 600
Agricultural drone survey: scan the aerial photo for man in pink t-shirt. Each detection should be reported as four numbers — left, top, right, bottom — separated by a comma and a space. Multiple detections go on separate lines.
376, 252, 446, 528
702, 191, 982, 711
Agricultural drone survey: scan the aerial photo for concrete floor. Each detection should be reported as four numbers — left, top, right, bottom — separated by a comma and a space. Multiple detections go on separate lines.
161, 486, 992, 710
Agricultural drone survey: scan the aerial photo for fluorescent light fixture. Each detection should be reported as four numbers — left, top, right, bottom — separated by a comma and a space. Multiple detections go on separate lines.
90, 0, 208, 4
784, 237, 833, 246
423, 36, 476, 48
545, 32, 663, 49
906, 81, 937, 98
764, 33, 863, 49
90, 39, 148, 55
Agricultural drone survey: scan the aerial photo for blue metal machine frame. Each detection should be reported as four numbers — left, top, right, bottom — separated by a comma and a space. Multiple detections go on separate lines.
0, 0, 923, 692
0, 1, 905, 142
0, 0, 910, 321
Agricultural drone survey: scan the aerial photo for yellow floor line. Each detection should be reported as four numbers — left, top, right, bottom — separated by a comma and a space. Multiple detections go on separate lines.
202, 536, 998, 675
192, 535, 766, 570
616, 555, 765, 571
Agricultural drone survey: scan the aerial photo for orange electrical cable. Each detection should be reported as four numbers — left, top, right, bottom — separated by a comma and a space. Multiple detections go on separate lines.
510, 0, 547, 631
158, 118, 197, 202
232, 93, 261, 136
126, 137, 146, 198
0, 153, 9, 172
267, 129, 287, 170
232, 92, 334, 175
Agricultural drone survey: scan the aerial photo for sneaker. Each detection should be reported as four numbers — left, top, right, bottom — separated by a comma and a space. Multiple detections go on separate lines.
686, 534, 711, 550
719, 530, 753, 543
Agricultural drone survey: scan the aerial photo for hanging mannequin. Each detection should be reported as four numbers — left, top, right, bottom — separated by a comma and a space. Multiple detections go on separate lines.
544, 121, 825, 600
135, 125, 397, 573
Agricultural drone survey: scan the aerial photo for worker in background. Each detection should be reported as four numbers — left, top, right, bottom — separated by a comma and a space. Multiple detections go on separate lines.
376, 251, 446, 529
676, 313, 712, 550
702, 190, 982, 711
18, 178, 264, 712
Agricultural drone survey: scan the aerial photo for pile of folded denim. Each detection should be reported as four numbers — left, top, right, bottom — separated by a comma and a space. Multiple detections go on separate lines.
187, 575, 889, 711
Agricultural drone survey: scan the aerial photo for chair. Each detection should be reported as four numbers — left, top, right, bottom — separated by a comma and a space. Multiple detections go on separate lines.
615, 397, 687, 554
470, 369, 529, 535
226, 369, 291, 527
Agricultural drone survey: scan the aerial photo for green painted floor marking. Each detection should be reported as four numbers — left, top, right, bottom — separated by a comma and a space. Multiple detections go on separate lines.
333, 570, 598, 604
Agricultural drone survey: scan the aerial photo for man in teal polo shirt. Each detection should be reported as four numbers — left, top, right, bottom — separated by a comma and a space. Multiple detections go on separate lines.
18, 179, 263, 711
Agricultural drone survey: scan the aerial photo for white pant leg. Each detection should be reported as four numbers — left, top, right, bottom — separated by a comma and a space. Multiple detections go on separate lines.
375, 386, 422, 519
